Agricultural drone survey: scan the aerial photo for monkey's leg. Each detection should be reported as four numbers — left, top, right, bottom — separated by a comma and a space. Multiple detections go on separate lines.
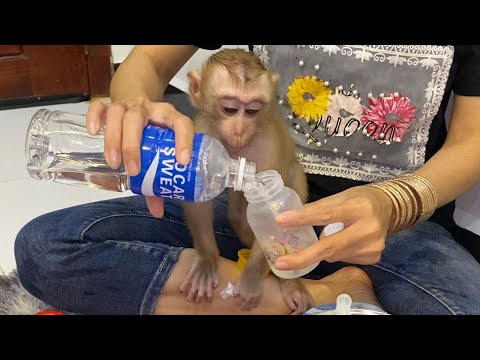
228, 190, 270, 310
180, 201, 220, 304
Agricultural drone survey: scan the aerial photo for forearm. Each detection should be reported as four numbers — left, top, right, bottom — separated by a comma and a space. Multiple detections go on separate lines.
110, 45, 199, 102
110, 48, 166, 102
415, 95, 480, 208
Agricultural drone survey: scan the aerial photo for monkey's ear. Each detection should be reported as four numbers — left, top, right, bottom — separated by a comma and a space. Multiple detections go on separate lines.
187, 70, 202, 99
270, 72, 280, 85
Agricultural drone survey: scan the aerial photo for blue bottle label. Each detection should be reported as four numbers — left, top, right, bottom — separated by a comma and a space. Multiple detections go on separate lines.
129, 125, 204, 202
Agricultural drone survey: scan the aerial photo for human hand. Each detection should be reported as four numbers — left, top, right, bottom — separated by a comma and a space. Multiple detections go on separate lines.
273, 185, 394, 270
86, 97, 194, 218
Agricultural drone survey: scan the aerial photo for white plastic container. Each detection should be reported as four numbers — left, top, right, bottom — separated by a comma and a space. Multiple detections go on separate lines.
244, 170, 320, 279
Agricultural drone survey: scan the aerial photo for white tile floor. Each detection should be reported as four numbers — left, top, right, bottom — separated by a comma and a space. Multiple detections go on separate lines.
0, 102, 130, 273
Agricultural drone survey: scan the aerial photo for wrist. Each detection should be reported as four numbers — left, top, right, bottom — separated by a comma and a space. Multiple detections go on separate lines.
367, 173, 438, 233
368, 186, 396, 231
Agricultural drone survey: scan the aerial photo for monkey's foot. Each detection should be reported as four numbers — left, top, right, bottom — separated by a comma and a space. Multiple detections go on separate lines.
233, 272, 264, 311
179, 256, 219, 304
279, 278, 314, 315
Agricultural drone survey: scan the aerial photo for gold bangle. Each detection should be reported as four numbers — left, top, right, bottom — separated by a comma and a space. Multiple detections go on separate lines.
396, 174, 437, 223
382, 181, 411, 232
368, 183, 401, 232
391, 179, 419, 228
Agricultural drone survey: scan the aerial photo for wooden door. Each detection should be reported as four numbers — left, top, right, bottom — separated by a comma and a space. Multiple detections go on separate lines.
0, 45, 112, 109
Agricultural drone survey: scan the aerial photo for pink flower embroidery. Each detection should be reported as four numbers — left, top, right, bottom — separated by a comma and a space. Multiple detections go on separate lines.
361, 93, 416, 144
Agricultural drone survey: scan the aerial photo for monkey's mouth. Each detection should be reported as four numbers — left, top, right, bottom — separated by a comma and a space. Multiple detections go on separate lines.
225, 136, 247, 150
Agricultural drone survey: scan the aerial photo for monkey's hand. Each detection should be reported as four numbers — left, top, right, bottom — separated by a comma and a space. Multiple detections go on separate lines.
233, 270, 264, 311
279, 278, 314, 315
179, 255, 219, 303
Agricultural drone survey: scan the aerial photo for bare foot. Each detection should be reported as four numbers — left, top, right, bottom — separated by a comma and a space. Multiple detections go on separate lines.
279, 278, 314, 315
305, 266, 382, 310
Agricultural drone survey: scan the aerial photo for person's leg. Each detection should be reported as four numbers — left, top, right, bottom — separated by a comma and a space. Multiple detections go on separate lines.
154, 249, 380, 315
310, 221, 480, 315
14, 192, 244, 315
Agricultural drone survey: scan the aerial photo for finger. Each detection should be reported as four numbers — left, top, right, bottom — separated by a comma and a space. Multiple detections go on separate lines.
179, 277, 191, 293
301, 194, 343, 210
195, 276, 206, 304
206, 278, 213, 303
212, 274, 219, 288
284, 294, 297, 311
146, 197, 164, 218
186, 272, 200, 302
274, 224, 359, 270
240, 297, 251, 311
147, 103, 194, 166
179, 264, 197, 293
179, 280, 190, 294
121, 105, 148, 176
290, 291, 304, 315
179, 272, 194, 293
235, 294, 243, 307
86, 101, 108, 135
275, 203, 347, 228
104, 104, 126, 169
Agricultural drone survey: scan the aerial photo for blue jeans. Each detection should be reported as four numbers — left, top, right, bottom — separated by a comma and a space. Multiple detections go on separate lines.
14, 193, 480, 315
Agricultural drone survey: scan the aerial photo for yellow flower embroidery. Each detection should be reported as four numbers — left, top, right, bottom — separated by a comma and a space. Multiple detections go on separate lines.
287, 76, 332, 122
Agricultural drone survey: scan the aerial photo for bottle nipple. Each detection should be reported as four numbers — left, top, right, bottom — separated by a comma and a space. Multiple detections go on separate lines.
334, 294, 352, 315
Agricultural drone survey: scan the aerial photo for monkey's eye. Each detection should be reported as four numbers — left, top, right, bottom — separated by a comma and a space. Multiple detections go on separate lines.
245, 109, 259, 116
223, 107, 238, 115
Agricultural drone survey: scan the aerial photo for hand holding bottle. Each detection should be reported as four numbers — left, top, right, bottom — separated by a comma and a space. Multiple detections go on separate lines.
86, 97, 195, 218
273, 186, 393, 270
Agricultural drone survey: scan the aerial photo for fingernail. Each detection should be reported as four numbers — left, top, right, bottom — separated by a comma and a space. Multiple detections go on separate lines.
87, 122, 96, 134
109, 149, 119, 166
275, 261, 289, 270
127, 160, 139, 175
180, 149, 191, 165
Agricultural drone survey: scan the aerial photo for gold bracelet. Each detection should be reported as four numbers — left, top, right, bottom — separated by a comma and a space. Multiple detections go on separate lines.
368, 182, 402, 232
391, 179, 419, 228
381, 181, 410, 232
396, 174, 437, 223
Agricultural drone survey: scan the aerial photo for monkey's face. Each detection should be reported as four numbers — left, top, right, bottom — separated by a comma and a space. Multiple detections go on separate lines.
207, 70, 275, 151
213, 97, 264, 150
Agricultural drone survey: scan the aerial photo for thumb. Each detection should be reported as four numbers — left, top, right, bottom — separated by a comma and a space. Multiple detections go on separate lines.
146, 196, 165, 218
274, 236, 335, 271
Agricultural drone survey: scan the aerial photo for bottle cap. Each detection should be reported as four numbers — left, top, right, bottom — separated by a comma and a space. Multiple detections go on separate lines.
323, 222, 345, 237
235, 157, 246, 191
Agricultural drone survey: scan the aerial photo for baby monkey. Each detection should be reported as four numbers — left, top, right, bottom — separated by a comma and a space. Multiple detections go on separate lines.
179, 49, 312, 314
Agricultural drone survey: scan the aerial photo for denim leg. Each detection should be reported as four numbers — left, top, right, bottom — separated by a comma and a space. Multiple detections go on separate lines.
310, 221, 480, 315
14, 192, 243, 315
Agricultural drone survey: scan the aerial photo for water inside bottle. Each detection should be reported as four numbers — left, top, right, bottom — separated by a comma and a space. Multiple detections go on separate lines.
26, 130, 130, 192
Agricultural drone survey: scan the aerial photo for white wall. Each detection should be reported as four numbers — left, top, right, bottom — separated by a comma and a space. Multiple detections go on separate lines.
111, 45, 135, 64
110, 45, 249, 93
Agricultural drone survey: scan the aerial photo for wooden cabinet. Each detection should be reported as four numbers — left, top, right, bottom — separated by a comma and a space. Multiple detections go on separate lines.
0, 45, 113, 109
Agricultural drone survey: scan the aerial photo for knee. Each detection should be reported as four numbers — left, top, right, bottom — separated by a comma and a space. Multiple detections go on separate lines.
14, 214, 75, 303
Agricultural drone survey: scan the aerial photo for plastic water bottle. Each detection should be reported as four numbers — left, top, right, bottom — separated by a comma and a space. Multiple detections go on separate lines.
25, 109, 256, 202
244, 170, 320, 279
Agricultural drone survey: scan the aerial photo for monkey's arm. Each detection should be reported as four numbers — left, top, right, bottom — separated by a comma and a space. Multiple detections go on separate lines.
180, 201, 220, 302
110, 45, 199, 102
